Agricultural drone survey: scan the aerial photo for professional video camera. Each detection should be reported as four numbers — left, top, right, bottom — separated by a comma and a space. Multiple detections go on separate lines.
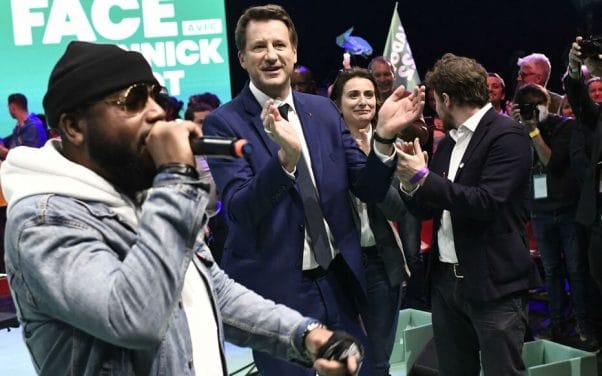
579, 35, 602, 59
518, 103, 538, 121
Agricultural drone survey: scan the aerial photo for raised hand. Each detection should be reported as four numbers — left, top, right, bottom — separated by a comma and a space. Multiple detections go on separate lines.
394, 138, 429, 188
261, 99, 301, 172
568, 36, 584, 74
145, 119, 200, 167
376, 85, 426, 139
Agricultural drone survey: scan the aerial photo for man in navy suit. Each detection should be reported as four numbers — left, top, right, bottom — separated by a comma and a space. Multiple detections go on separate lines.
395, 53, 541, 376
203, 4, 424, 375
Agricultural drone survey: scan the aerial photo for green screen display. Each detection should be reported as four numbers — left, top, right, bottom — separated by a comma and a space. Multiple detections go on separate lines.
0, 0, 231, 135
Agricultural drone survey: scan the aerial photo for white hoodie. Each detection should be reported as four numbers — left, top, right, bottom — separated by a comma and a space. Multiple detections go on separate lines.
0, 139, 138, 225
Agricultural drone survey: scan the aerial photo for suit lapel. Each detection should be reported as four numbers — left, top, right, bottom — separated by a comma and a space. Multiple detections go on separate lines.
294, 93, 324, 186
453, 108, 496, 182
241, 85, 280, 157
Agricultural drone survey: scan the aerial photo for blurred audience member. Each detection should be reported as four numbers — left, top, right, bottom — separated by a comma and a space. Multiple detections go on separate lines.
164, 96, 184, 121
292, 65, 317, 94
368, 56, 395, 99
516, 53, 562, 113
487, 72, 507, 115
0, 93, 47, 160
188, 92, 221, 109
559, 95, 576, 118
184, 102, 214, 127
587, 76, 602, 103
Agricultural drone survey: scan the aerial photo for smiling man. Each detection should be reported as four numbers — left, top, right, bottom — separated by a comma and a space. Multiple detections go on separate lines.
203, 4, 424, 376
369, 56, 396, 100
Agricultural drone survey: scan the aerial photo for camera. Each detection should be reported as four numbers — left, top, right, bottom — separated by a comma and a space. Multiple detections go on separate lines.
518, 103, 538, 120
579, 36, 602, 59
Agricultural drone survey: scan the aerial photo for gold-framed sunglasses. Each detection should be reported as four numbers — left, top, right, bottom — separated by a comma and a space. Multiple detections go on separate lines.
102, 83, 162, 113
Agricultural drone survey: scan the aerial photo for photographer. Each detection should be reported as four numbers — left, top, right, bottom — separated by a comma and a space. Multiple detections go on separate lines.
511, 84, 599, 351
565, 36, 602, 291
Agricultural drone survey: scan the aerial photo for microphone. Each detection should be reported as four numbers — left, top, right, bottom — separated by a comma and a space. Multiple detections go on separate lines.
190, 137, 252, 158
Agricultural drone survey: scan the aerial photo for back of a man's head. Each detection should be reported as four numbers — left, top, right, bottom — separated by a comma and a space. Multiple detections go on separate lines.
188, 92, 221, 110
425, 53, 489, 108
8, 93, 27, 111
43, 41, 158, 131
514, 83, 551, 106
235, 4, 297, 51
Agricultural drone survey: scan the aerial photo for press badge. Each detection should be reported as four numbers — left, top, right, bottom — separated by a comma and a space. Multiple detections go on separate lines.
533, 174, 548, 199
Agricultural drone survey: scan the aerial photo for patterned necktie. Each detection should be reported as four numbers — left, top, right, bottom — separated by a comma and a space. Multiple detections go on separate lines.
278, 103, 332, 269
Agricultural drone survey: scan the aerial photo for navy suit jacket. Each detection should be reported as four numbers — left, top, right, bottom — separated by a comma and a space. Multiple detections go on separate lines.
405, 108, 541, 301
203, 85, 395, 312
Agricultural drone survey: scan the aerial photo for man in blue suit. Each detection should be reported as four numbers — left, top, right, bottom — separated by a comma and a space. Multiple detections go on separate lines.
395, 53, 541, 376
203, 4, 424, 375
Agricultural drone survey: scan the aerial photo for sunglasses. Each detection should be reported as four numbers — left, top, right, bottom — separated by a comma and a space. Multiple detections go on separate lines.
102, 83, 161, 113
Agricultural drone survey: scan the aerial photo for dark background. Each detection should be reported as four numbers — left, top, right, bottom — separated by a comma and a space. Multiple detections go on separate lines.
222, 0, 601, 100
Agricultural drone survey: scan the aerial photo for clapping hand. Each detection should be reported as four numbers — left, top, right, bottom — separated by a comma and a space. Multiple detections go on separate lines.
261, 99, 301, 172
395, 138, 429, 189
376, 85, 426, 139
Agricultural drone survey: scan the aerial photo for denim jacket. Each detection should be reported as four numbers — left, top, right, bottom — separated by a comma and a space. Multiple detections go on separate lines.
4, 172, 313, 375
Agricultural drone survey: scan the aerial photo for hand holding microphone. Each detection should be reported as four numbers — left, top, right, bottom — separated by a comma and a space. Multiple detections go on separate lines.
165, 119, 252, 159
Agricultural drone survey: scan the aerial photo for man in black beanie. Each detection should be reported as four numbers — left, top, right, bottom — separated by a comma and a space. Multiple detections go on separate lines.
0, 41, 363, 375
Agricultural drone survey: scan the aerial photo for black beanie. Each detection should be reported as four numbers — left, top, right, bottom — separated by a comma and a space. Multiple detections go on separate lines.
43, 41, 159, 128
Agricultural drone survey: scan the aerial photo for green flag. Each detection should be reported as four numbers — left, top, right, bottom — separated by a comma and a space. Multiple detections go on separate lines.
383, 2, 420, 90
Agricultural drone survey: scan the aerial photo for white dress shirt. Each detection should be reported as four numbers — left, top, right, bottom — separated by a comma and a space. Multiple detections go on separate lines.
437, 103, 492, 263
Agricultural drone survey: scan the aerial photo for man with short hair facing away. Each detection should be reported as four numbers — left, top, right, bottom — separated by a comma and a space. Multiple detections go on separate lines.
396, 53, 541, 376
0, 93, 47, 159
1, 41, 364, 376
516, 53, 563, 113
203, 4, 425, 375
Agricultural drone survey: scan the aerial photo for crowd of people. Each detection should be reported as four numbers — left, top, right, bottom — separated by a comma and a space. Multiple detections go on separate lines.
2, 3, 602, 376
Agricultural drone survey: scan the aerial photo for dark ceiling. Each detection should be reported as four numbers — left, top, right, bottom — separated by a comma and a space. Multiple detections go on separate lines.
223, 0, 598, 98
